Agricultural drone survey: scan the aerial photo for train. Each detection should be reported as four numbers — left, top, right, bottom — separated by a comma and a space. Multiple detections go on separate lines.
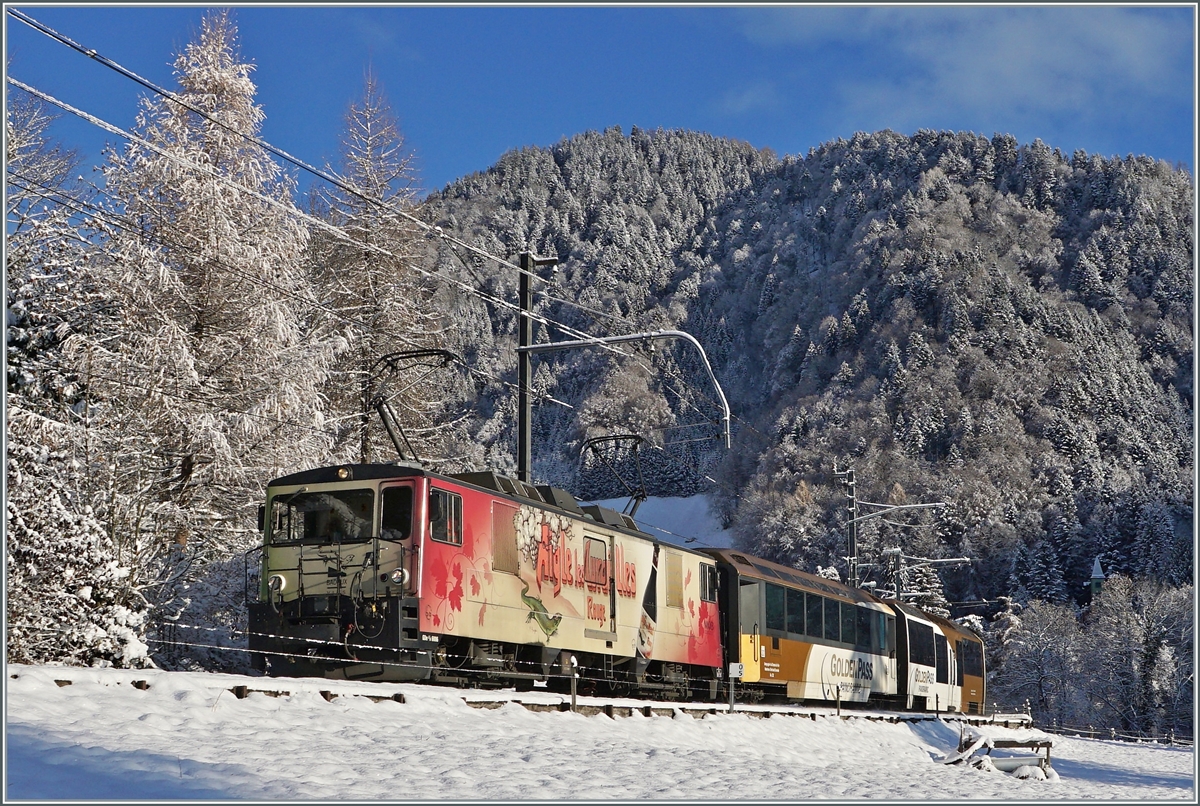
247, 461, 985, 713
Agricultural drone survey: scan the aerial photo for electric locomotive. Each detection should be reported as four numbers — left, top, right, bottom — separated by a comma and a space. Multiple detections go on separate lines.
247, 462, 723, 698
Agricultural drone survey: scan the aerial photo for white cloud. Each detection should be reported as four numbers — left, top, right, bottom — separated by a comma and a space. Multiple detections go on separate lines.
716, 81, 783, 116
738, 6, 1193, 132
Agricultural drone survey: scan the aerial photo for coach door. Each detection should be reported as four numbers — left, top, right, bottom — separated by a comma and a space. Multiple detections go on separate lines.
738, 580, 762, 683
934, 632, 950, 712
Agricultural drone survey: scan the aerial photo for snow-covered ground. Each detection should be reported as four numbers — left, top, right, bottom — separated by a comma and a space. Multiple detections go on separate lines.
5, 663, 1194, 801
593, 495, 734, 549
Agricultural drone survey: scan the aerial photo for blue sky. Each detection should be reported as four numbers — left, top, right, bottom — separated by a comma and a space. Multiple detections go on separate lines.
5, 4, 1196, 197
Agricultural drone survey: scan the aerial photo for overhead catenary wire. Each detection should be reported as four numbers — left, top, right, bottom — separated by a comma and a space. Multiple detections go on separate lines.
6, 168, 575, 413
8, 75, 722, 452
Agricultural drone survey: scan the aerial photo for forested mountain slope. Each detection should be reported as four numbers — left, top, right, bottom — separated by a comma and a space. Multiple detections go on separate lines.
420, 127, 1193, 608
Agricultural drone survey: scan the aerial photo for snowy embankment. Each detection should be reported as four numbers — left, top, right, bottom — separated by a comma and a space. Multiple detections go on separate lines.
5, 664, 1193, 801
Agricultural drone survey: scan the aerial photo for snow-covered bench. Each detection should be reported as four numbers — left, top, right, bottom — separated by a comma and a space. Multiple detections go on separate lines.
947, 726, 1056, 779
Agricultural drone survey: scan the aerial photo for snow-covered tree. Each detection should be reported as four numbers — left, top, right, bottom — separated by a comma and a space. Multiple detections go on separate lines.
6, 89, 96, 408
1083, 574, 1193, 737
308, 71, 468, 467
5, 88, 150, 667
988, 598, 1086, 726
65, 11, 337, 662
6, 403, 151, 668
903, 562, 952, 618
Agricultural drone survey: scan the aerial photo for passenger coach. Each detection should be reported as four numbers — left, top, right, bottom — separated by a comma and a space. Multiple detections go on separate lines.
707, 550, 897, 703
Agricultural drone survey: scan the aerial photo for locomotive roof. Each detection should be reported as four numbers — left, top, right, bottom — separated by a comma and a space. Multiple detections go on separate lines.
267, 462, 427, 487
705, 548, 887, 608
265, 462, 685, 548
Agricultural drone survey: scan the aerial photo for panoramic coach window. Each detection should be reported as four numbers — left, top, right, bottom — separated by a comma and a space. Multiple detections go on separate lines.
806, 593, 823, 638
429, 488, 463, 545
840, 602, 857, 647
856, 607, 872, 649
765, 584, 785, 631
908, 622, 936, 668
824, 597, 840, 642
961, 638, 984, 677
700, 564, 718, 603
935, 633, 949, 684
786, 588, 805, 635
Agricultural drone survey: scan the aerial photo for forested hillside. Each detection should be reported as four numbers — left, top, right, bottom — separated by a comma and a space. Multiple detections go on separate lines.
421, 126, 1193, 608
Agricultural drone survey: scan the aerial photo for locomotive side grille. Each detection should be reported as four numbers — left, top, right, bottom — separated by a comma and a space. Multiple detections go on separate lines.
492, 503, 519, 574
665, 551, 683, 608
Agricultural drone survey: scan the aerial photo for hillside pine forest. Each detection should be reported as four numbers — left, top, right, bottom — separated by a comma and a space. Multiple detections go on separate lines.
6, 13, 1194, 738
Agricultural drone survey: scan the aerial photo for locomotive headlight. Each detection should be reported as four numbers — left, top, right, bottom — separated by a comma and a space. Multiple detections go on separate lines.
267, 574, 286, 593
336, 467, 350, 480
390, 568, 409, 586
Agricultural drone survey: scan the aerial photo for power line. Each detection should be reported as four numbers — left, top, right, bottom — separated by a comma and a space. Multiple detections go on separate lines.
8, 168, 575, 413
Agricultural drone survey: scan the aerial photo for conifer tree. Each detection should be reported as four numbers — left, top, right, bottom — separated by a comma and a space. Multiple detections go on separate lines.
6, 91, 150, 667
308, 71, 468, 468
66, 11, 336, 652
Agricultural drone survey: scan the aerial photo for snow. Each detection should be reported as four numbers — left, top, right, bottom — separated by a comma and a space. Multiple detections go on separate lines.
5, 664, 1194, 801
593, 495, 734, 549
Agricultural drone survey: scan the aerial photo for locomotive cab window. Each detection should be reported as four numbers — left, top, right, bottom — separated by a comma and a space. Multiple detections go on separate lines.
429, 488, 463, 545
270, 489, 374, 545
381, 486, 413, 541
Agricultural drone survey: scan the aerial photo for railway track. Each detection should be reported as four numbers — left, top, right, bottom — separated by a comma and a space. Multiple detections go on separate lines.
60, 675, 1030, 727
